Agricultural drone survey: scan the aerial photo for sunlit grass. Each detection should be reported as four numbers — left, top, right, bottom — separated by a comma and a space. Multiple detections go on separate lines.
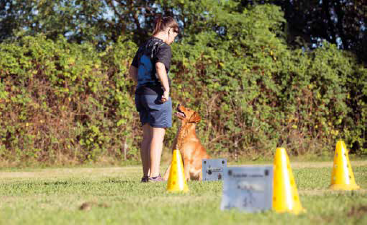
0, 162, 366, 225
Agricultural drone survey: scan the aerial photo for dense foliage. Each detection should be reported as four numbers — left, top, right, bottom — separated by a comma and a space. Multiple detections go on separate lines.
1, 0, 366, 61
0, 36, 139, 164
0, 1, 365, 164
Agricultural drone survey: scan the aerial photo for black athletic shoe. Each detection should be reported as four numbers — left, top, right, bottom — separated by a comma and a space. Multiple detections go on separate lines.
141, 176, 149, 183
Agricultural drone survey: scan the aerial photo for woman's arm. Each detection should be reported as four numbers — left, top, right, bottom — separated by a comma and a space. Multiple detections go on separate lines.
129, 65, 138, 83
155, 62, 170, 101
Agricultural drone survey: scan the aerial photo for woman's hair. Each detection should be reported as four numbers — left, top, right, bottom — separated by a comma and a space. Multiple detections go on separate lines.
153, 16, 179, 35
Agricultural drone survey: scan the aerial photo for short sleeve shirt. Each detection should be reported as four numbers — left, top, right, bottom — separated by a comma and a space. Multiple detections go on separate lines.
131, 37, 172, 95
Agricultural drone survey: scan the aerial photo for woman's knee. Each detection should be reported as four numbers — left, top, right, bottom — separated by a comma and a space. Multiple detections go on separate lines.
142, 123, 152, 139
152, 127, 165, 139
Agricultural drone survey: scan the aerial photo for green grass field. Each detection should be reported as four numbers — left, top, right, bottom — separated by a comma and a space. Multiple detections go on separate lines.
0, 161, 366, 225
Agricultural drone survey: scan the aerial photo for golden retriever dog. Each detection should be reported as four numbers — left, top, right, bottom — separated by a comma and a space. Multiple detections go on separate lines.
163, 104, 210, 181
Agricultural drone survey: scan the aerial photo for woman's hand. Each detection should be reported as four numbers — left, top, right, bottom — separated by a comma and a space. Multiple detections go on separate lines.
161, 90, 169, 103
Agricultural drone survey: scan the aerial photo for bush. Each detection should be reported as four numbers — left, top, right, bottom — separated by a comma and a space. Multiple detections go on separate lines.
0, 4, 365, 165
0, 35, 140, 164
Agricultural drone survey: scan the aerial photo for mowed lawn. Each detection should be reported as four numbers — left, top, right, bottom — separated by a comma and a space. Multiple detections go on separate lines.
0, 161, 366, 225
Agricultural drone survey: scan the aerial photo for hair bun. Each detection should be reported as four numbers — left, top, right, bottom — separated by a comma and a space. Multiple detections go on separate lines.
155, 14, 163, 23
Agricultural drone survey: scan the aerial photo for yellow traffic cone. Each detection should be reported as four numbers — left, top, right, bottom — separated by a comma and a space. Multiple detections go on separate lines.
273, 147, 305, 214
329, 140, 360, 191
167, 149, 189, 193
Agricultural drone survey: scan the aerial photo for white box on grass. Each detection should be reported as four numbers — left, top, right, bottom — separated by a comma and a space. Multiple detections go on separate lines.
220, 166, 273, 213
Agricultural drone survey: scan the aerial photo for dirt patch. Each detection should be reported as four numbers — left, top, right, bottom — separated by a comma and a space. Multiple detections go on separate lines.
79, 202, 109, 211
347, 205, 367, 218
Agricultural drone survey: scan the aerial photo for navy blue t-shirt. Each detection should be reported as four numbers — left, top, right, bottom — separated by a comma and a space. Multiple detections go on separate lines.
131, 37, 172, 95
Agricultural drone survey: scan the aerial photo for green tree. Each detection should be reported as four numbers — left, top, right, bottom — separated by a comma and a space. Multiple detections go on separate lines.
0, 0, 113, 44
234, 0, 367, 62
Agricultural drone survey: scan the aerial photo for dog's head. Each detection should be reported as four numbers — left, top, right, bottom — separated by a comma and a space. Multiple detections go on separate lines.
175, 104, 201, 123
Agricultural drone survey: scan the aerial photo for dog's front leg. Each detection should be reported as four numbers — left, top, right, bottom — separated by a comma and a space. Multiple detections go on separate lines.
184, 161, 190, 181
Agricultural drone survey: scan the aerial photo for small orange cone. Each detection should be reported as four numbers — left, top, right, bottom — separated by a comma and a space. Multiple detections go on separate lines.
329, 140, 360, 191
273, 148, 305, 214
167, 150, 189, 193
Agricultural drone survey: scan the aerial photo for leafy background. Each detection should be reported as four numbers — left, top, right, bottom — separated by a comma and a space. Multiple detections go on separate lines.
0, 0, 366, 165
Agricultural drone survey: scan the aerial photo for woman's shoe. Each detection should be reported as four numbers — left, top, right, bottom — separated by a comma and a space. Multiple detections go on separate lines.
149, 175, 164, 182
141, 176, 149, 183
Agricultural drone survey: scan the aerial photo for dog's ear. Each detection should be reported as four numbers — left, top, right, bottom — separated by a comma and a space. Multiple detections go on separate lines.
189, 112, 201, 123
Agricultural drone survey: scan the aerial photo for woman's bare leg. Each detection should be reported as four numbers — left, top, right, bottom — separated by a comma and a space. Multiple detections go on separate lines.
149, 127, 166, 177
141, 123, 152, 177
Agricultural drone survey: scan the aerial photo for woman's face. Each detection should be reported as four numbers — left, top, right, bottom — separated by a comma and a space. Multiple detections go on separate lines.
166, 27, 179, 45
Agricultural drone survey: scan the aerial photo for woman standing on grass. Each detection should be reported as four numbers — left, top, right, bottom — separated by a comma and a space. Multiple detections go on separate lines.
129, 16, 179, 182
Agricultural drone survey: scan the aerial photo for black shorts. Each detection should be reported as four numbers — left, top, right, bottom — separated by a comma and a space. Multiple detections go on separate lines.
135, 94, 172, 128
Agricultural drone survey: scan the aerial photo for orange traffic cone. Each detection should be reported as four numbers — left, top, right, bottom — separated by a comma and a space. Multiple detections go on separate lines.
329, 140, 360, 191
273, 148, 305, 214
167, 150, 189, 193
